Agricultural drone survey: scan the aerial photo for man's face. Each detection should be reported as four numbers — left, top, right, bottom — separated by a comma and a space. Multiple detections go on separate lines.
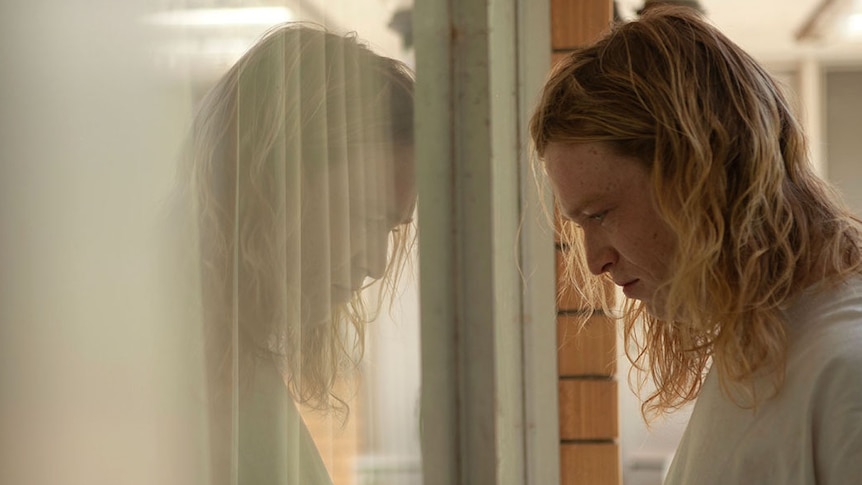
544, 141, 676, 314
338, 143, 415, 302
300, 141, 415, 324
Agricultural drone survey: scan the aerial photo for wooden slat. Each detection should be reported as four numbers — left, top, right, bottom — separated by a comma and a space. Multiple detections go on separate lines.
551, 52, 571, 69
559, 379, 618, 440
552, 2, 619, 484
560, 443, 620, 485
558, 314, 616, 377
550, 0, 614, 50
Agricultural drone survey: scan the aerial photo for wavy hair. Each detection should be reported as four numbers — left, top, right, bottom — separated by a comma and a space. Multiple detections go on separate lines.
530, 7, 862, 419
183, 23, 416, 414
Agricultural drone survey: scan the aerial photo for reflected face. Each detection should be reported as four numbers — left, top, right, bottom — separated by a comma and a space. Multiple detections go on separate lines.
544, 142, 676, 313
300, 142, 415, 325
338, 144, 415, 301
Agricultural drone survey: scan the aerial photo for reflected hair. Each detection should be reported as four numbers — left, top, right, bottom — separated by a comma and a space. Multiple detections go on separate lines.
530, 7, 862, 419
185, 23, 415, 412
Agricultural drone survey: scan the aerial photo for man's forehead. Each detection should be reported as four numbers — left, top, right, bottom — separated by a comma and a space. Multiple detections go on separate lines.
545, 144, 602, 188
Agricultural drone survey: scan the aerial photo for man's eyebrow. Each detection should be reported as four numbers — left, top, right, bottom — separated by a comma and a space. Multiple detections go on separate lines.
560, 195, 600, 223
559, 206, 578, 221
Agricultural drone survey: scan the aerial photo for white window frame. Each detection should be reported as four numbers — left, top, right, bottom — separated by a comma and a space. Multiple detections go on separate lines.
414, 0, 558, 482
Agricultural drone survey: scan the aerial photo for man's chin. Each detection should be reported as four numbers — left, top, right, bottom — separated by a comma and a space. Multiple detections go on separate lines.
641, 293, 671, 321
643, 301, 661, 319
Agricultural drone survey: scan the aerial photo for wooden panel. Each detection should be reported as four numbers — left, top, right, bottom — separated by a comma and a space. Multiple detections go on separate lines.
551, 52, 571, 70
560, 443, 620, 485
553, 2, 620, 483
559, 379, 618, 440
558, 314, 616, 377
551, 0, 614, 50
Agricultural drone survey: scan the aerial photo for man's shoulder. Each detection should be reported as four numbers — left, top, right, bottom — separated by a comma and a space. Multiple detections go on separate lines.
786, 275, 862, 351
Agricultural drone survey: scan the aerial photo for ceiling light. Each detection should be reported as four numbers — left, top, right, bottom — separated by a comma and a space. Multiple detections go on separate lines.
847, 12, 862, 36
146, 7, 294, 27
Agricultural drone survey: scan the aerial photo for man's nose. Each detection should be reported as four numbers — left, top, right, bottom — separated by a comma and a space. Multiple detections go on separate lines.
583, 229, 616, 276
365, 231, 389, 280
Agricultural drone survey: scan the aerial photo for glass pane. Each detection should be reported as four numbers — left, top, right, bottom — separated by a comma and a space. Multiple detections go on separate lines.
1, 2, 419, 484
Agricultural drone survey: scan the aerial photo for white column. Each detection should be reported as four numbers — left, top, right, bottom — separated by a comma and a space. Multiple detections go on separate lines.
414, 0, 556, 482
799, 55, 826, 177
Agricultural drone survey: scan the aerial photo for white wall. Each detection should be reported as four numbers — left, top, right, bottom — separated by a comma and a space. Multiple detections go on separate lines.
618, 336, 692, 485
825, 68, 862, 216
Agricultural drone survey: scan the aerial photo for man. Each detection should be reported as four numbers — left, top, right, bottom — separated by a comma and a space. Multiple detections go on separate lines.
530, 7, 862, 484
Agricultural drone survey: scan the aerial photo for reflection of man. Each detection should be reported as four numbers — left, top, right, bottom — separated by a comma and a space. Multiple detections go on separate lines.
531, 7, 862, 485
182, 23, 415, 483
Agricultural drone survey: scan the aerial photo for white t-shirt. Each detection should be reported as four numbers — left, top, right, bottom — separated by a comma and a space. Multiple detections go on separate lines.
236, 359, 333, 485
664, 277, 862, 485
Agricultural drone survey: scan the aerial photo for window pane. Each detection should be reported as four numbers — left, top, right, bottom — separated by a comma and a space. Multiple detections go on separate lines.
0, 2, 419, 484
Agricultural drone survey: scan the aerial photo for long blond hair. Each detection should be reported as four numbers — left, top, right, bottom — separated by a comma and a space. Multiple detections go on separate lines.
530, 7, 862, 419
183, 23, 415, 412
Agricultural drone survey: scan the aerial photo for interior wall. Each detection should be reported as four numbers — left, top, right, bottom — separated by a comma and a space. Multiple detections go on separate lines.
825, 68, 862, 216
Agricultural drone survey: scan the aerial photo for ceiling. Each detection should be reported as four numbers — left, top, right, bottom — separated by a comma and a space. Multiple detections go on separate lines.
149, 0, 862, 79
616, 0, 862, 65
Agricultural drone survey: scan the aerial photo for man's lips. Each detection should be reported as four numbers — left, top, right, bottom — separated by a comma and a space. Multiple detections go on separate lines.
618, 279, 639, 296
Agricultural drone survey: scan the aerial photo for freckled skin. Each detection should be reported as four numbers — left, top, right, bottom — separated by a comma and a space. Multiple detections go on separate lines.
544, 142, 677, 313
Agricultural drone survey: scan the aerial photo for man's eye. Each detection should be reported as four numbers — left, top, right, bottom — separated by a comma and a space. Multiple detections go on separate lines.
587, 211, 607, 223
